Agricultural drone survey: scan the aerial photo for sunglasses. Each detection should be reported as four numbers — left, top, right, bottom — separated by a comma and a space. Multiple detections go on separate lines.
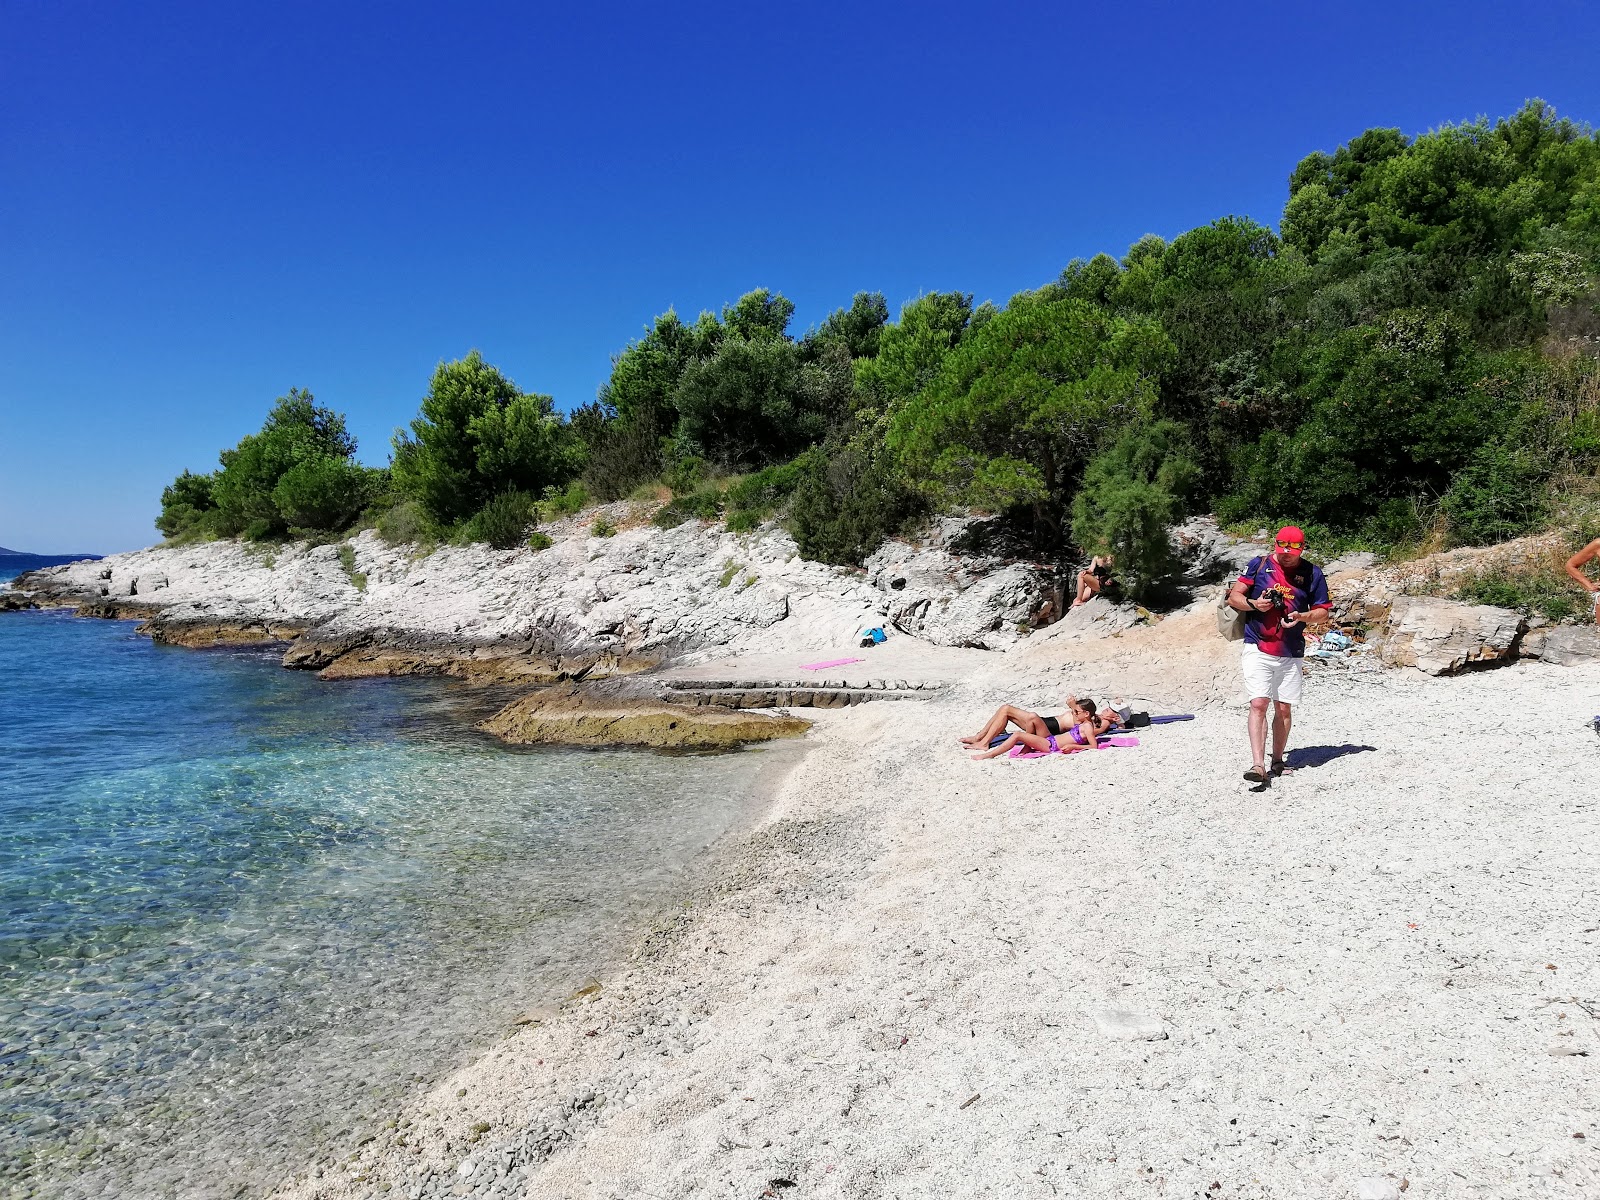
1276, 540, 1304, 550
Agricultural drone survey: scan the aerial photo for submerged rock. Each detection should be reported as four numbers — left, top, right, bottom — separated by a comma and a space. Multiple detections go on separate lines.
479, 688, 811, 750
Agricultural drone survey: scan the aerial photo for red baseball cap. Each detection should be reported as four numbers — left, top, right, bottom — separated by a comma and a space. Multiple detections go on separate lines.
1276, 526, 1306, 545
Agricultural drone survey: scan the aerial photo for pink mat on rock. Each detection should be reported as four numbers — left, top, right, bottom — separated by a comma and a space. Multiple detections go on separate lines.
800, 657, 865, 671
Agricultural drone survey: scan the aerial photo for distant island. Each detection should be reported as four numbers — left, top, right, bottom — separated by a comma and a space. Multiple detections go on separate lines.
0, 547, 102, 560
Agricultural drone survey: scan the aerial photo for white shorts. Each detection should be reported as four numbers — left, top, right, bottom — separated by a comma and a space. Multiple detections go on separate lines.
1242, 644, 1304, 704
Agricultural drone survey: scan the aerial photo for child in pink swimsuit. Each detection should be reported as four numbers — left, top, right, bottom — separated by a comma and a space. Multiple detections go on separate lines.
970, 698, 1099, 759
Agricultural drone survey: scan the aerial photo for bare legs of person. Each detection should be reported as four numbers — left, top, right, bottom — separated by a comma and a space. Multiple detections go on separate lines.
1247, 697, 1293, 782
970, 729, 1072, 760
1073, 570, 1102, 607
960, 704, 1049, 746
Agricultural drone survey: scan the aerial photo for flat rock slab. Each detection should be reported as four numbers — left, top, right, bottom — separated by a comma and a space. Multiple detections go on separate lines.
1088, 1008, 1169, 1041
478, 691, 810, 750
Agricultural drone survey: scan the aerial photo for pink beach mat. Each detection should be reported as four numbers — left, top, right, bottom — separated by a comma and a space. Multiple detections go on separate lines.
800, 657, 865, 671
1009, 736, 1140, 758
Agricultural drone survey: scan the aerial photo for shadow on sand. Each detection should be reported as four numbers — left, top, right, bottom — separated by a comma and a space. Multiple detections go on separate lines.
1285, 743, 1378, 771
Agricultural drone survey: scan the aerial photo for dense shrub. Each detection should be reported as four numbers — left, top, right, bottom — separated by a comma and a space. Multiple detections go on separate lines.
392, 352, 581, 526
538, 479, 589, 521
156, 470, 218, 539
789, 444, 924, 566
273, 459, 378, 531
571, 402, 663, 501
464, 490, 539, 549
1440, 441, 1550, 545
374, 499, 433, 546
1070, 421, 1199, 600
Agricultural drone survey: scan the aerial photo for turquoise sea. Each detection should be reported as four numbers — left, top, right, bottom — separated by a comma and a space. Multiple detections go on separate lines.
0, 559, 781, 1199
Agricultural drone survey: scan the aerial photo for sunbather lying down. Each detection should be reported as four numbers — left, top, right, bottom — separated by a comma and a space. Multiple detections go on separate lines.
969, 697, 1100, 759
960, 695, 1137, 750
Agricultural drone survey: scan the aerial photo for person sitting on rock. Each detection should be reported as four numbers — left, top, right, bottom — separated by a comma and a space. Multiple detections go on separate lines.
1073, 555, 1116, 607
960, 698, 1079, 748
969, 697, 1100, 759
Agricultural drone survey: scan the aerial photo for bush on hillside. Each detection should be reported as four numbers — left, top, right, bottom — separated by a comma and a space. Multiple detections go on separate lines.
464, 490, 539, 549
1440, 441, 1550, 546
789, 444, 924, 566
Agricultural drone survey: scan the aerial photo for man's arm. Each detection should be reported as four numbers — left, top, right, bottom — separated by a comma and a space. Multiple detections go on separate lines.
1566, 539, 1600, 589
1289, 567, 1334, 627
1228, 578, 1273, 613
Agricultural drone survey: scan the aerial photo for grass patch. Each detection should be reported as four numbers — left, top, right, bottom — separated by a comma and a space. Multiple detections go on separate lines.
589, 516, 617, 538
337, 543, 367, 592
1450, 561, 1583, 622
718, 559, 739, 588
528, 531, 553, 551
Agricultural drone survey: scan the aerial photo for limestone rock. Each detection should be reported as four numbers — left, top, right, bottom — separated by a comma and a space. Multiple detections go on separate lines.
11, 515, 1057, 671
1519, 624, 1600, 666
478, 689, 810, 750
1378, 597, 1525, 675
1355, 1179, 1401, 1200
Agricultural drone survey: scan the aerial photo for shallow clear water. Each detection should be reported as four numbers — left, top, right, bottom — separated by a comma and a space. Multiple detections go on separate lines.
0, 605, 781, 1199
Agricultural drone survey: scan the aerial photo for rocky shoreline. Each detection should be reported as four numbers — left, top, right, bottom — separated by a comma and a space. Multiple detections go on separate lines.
2, 513, 1064, 749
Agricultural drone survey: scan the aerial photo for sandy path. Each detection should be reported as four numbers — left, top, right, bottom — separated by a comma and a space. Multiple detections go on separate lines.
276, 651, 1600, 1200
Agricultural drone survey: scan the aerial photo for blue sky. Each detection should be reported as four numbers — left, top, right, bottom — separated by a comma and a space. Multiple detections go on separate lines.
3, 0, 1598, 553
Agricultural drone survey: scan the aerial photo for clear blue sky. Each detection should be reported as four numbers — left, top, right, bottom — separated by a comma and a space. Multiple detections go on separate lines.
4, 0, 1598, 553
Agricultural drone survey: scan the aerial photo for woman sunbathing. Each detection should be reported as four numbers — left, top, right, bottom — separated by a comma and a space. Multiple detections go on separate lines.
960, 699, 1077, 747
970, 697, 1099, 760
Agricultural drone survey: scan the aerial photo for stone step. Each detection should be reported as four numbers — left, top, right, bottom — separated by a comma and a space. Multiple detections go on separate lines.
669, 688, 928, 709
664, 677, 941, 694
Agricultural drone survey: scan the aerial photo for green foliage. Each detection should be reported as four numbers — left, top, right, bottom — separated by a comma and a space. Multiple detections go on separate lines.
570, 401, 663, 501
392, 352, 581, 526
589, 516, 617, 538
538, 479, 589, 521
1070, 422, 1200, 599
374, 499, 434, 546
273, 459, 378, 532
464, 490, 538, 550
788, 443, 924, 566
1452, 562, 1581, 622
527, 531, 554, 551
652, 485, 724, 528
665, 455, 709, 496
854, 292, 976, 421
156, 470, 218, 539
210, 389, 359, 539
674, 333, 824, 469
718, 560, 740, 588
1441, 441, 1550, 545
336, 544, 367, 592
805, 292, 889, 360
887, 296, 1174, 523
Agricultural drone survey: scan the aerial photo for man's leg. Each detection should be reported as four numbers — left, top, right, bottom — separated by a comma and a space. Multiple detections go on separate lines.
1247, 697, 1269, 777
1271, 700, 1293, 769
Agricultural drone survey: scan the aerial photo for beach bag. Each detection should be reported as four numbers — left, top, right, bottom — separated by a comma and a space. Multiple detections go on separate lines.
1216, 556, 1266, 641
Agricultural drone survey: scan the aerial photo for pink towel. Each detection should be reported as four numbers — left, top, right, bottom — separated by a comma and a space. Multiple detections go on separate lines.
1008, 735, 1139, 758
800, 657, 865, 671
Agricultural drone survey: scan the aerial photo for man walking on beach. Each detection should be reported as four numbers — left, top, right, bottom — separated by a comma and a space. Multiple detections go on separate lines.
1565, 536, 1600, 621
1226, 526, 1331, 786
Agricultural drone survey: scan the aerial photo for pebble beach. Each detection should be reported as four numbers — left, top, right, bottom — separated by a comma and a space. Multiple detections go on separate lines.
271, 610, 1600, 1200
